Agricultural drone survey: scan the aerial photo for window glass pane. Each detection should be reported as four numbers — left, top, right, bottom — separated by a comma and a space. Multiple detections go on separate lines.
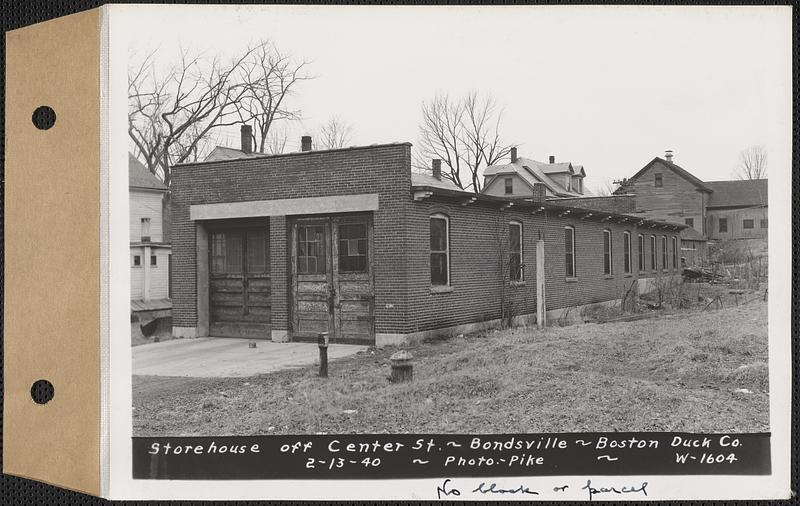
623, 233, 631, 273
509, 224, 521, 253
564, 228, 575, 278
760, 219, 768, 228
603, 231, 612, 275
151, 255, 157, 266
247, 230, 267, 273
743, 219, 754, 229
226, 232, 243, 274
719, 219, 728, 232
297, 225, 326, 274
638, 235, 644, 271
338, 223, 368, 273
431, 253, 448, 285
661, 237, 667, 268
650, 237, 656, 269
430, 218, 447, 252
133, 255, 141, 267
211, 233, 226, 274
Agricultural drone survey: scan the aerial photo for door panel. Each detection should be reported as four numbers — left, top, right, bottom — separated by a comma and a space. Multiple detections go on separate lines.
209, 224, 271, 338
291, 214, 375, 344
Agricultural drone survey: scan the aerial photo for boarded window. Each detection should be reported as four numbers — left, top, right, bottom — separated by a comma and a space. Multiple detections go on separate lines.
297, 225, 326, 274
685, 218, 694, 227
623, 231, 631, 273
743, 219, 754, 229
509, 222, 523, 281
760, 219, 768, 228
564, 227, 575, 278
654, 173, 663, 187
638, 234, 645, 271
603, 230, 613, 275
672, 236, 678, 269
661, 236, 667, 270
430, 215, 449, 285
719, 218, 728, 233
338, 223, 368, 272
650, 235, 657, 270
504, 178, 513, 194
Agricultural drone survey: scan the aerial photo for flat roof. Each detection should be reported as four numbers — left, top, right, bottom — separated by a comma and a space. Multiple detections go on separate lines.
173, 142, 412, 169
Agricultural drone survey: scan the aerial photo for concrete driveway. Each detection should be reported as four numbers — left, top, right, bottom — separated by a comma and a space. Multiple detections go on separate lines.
133, 338, 367, 378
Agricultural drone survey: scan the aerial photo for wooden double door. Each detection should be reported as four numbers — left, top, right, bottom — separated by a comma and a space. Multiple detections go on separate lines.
208, 220, 271, 338
290, 214, 375, 344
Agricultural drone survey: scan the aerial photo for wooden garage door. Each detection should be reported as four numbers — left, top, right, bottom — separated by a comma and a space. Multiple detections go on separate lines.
290, 214, 374, 344
209, 225, 271, 338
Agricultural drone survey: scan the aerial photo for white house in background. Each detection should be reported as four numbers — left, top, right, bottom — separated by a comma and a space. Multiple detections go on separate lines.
482, 148, 588, 198
129, 154, 171, 307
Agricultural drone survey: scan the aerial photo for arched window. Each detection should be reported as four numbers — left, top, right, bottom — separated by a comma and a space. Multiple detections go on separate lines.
672, 236, 679, 269
650, 235, 657, 270
430, 214, 450, 286
564, 226, 576, 278
509, 221, 523, 282
637, 234, 645, 271
603, 230, 613, 275
661, 236, 668, 271
623, 231, 632, 274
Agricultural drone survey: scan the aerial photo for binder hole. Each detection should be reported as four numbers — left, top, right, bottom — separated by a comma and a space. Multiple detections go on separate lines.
31, 380, 54, 404
32, 106, 56, 130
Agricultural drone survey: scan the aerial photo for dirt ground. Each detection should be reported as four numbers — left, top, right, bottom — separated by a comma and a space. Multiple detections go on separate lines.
133, 298, 769, 436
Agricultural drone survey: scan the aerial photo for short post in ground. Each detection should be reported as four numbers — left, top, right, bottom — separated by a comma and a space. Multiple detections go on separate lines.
390, 350, 413, 382
318, 332, 329, 378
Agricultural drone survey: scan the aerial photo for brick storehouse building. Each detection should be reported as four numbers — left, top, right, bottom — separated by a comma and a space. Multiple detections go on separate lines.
171, 134, 684, 346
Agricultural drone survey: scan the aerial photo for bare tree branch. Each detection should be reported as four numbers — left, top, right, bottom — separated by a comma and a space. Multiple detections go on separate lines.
736, 145, 768, 180
317, 117, 354, 149
415, 91, 516, 193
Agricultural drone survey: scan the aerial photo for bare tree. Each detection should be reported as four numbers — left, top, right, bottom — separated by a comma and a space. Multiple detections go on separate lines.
264, 126, 290, 155
128, 41, 311, 185
415, 92, 516, 193
736, 145, 768, 180
128, 47, 259, 186
233, 41, 313, 153
317, 117, 354, 150
592, 180, 619, 196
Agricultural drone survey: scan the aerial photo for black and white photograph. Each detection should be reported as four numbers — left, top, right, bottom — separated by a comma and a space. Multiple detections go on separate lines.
115, 4, 790, 500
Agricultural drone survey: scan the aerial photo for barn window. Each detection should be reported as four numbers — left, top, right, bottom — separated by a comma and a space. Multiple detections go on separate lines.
297, 225, 326, 274
504, 178, 513, 194
623, 231, 631, 273
672, 236, 678, 269
637, 234, 645, 271
338, 223, 368, 272
509, 221, 523, 282
564, 226, 576, 278
661, 236, 668, 270
654, 173, 663, 187
650, 235, 657, 270
719, 218, 728, 233
603, 230, 613, 275
430, 214, 450, 286
743, 219, 754, 229
132, 255, 141, 267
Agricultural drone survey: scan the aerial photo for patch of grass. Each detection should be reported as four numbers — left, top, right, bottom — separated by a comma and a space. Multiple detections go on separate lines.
133, 301, 769, 436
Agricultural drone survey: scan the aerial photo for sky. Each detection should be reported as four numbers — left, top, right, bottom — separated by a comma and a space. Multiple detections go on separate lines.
122, 5, 792, 194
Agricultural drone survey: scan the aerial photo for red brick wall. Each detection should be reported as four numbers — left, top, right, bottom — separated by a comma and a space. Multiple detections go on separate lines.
171, 144, 414, 334
172, 144, 682, 338
403, 197, 682, 331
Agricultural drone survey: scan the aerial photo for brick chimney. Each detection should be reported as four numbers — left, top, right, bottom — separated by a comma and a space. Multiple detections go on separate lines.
549, 155, 555, 164
665, 150, 673, 162
301, 135, 313, 152
432, 159, 442, 180
510, 147, 518, 163
240, 124, 253, 154
531, 183, 547, 203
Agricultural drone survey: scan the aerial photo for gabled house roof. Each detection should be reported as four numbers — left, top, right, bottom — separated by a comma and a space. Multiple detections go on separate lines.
705, 179, 768, 208
204, 145, 266, 162
129, 154, 167, 191
617, 157, 712, 193
411, 172, 462, 191
483, 157, 584, 197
